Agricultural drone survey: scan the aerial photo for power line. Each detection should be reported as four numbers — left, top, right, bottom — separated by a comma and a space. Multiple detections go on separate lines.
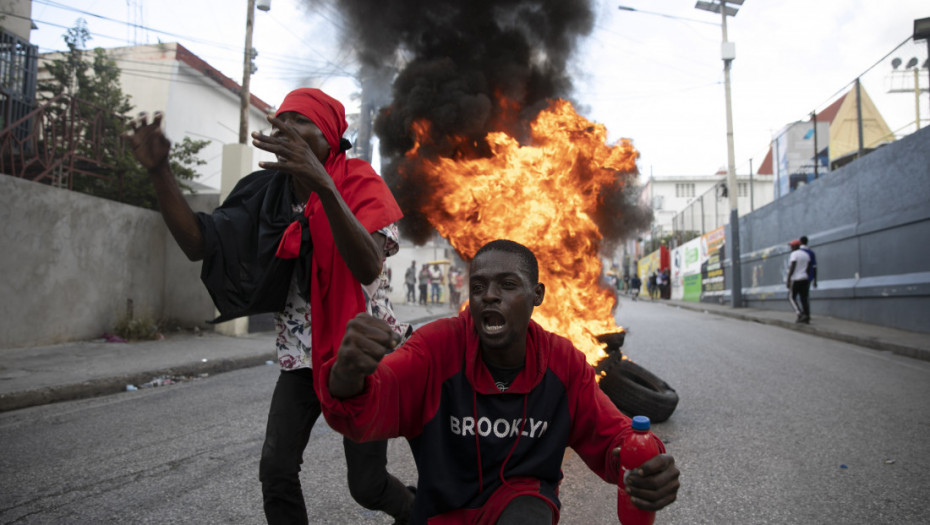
27, 0, 360, 85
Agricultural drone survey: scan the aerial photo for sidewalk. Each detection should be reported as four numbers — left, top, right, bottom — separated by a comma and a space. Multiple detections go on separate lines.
2, 298, 928, 413
0, 301, 455, 412
651, 296, 930, 362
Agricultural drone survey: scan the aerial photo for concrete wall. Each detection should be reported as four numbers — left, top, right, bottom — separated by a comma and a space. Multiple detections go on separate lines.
729, 126, 930, 333
0, 175, 217, 348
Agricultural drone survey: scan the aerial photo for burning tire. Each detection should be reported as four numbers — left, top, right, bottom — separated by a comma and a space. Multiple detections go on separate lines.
596, 353, 679, 423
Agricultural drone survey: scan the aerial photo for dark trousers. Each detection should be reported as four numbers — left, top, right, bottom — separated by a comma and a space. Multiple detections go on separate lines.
497, 495, 553, 524
406, 283, 416, 302
419, 284, 428, 305
789, 279, 811, 319
259, 369, 413, 524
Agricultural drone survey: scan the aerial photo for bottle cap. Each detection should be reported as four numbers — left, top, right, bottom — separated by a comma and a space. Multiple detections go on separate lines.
631, 415, 651, 431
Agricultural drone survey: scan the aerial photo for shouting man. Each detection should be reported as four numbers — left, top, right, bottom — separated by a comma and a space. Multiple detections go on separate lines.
321, 240, 680, 523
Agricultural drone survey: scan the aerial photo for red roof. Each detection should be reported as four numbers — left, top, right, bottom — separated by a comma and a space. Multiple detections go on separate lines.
174, 44, 273, 114
815, 93, 847, 125
757, 147, 773, 175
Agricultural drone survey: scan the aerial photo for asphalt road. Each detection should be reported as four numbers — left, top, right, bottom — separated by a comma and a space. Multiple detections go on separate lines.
2, 299, 929, 524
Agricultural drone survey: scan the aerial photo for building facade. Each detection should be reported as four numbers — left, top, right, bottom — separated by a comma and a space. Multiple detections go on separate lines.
37, 42, 276, 189
639, 172, 774, 240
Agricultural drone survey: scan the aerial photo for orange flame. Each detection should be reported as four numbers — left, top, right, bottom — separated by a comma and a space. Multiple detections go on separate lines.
405, 99, 637, 363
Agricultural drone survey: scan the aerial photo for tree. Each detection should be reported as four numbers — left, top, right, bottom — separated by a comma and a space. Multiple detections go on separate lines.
38, 20, 208, 209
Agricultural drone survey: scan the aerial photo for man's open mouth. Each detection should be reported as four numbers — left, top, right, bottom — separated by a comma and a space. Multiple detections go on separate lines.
482, 311, 506, 335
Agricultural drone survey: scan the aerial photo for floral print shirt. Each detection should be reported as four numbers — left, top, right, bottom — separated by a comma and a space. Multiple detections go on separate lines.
273, 222, 408, 370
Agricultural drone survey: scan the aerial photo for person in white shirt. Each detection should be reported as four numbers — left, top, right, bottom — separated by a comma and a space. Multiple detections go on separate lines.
787, 239, 812, 324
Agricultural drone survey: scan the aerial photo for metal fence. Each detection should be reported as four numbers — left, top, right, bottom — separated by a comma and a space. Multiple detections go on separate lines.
0, 93, 126, 194
669, 183, 728, 245
0, 29, 38, 140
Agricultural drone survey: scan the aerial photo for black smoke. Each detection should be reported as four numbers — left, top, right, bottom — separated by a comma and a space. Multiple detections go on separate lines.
317, 0, 652, 246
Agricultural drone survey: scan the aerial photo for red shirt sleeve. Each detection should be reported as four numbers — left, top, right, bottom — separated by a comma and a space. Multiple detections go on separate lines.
558, 341, 666, 484
319, 317, 463, 441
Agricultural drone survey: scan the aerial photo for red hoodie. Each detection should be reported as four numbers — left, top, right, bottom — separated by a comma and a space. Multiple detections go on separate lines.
320, 310, 665, 524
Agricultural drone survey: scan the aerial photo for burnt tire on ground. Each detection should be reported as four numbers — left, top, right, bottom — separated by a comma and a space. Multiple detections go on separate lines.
596, 353, 679, 423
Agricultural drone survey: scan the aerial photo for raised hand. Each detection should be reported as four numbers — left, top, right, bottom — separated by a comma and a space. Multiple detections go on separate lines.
251, 113, 333, 201
123, 112, 171, 172
329, 313, 401, 399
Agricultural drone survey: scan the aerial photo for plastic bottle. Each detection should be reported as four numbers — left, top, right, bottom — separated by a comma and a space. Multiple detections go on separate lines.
617, 415, 660, 525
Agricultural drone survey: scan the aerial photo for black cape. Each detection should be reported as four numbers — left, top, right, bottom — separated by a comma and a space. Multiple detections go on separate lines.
196, 170, 312, 323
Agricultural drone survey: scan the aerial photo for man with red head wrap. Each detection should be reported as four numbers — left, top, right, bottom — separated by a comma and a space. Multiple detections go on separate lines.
123, 88, 415, 524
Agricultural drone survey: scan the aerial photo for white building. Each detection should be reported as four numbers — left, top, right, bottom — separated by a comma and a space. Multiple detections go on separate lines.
638, 172, 774, 239
38, 42, 276, 190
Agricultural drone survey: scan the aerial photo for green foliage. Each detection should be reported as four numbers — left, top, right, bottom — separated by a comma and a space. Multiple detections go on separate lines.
38, 20, 210, 209
112, 312, 163, 341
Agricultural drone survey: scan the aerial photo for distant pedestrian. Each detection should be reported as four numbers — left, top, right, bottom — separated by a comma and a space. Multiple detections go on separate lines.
648, 272, 658, 300
418, 264, 430, 305
800, 236, 818, 288
787, 239, 812, 323
404, 260, 417, 303
447, 266, 457, 307
630, 274, 642, 301
656, 270, 667, 300
452, 268, 465, 306
429, 264, 442, 303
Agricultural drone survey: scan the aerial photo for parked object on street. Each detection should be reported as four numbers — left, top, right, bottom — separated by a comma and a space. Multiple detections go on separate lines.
617, 416, 660, 525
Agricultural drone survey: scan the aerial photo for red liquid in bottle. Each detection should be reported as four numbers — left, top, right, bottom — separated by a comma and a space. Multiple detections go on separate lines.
617, 415, 660, 525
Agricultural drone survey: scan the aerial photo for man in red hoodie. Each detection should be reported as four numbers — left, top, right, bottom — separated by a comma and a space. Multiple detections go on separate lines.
322, 240, 680, 523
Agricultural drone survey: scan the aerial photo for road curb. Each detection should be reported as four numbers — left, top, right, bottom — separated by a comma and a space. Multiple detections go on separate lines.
0, 313, 454, 413
0, 354, 272, 413
661, 301, 930, 362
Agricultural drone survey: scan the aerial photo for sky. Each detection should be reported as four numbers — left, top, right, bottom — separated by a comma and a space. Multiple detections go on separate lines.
21, 0, 930, 181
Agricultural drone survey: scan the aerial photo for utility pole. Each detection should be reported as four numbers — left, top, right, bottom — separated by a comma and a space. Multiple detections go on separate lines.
696, 0, 744, 307
239, 0, 257, 144
721, 1, 742, 307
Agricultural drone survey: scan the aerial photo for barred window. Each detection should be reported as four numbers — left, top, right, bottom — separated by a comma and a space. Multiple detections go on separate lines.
738, 182, 748, 197
675, 183, 695, 198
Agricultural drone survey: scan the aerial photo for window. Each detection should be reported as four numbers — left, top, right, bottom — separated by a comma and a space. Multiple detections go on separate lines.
652, 196, 664, 210
675, 183, 695, 198
738, 182, 748, 197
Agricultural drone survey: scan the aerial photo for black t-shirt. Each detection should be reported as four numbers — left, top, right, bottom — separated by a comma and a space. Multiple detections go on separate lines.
483, 359, 524, 392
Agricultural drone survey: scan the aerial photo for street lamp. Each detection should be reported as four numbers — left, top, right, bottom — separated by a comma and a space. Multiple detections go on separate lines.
695, 0, 744, 308
915, 17, 930, 118
239, 0, 270, 144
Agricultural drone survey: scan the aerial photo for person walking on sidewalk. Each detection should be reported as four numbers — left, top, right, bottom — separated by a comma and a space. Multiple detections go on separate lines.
418, 263, 430, 305
787, 239, 812, 324
404, 260, 417, 304
630, 274, 641, 301
800, 236, 818, 289
321, 240, 680, 523
123, 88, 414, 524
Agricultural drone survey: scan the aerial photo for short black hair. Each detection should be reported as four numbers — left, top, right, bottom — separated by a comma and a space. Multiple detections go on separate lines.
800, 236, 809, 245
473, 240, 539, 284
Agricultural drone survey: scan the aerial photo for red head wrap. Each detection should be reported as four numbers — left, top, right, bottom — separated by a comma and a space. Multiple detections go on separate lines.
275, 88, 347, 164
